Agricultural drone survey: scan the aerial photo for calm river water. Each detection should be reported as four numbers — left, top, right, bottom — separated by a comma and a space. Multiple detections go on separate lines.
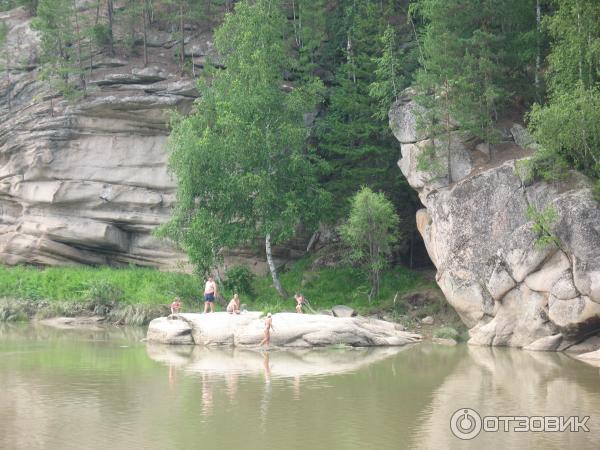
0, 323, 599, 450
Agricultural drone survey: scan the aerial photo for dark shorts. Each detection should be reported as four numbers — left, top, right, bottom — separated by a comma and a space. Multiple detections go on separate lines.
204, 293, 215, 302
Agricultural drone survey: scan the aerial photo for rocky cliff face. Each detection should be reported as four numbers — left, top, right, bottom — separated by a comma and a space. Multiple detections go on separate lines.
0, 8, 308, 272
389, 93, 600, 350
0, 8, 195, 269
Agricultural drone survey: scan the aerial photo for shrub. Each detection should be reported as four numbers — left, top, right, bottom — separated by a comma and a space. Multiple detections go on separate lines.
433, 326, 459, 341
223, 265, 255, 296
82, 279, 123, 304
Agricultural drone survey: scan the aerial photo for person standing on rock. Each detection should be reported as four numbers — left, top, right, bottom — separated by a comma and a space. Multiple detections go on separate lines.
170, 297, 182, 316
294, 293, 305, 313
203, 276, 218, 313
259, 313, 274, 347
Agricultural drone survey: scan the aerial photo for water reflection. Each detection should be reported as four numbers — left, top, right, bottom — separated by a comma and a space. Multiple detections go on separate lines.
145, 343, 412, 379
1, 324, 599, 450
411, 346, 600, 449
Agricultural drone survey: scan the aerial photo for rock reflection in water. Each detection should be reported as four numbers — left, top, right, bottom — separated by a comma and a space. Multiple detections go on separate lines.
145, 343, 412, 379
412, 346, 600, 450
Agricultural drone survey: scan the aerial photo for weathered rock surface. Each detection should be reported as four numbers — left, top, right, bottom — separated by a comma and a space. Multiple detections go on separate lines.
389, 92, 600, 349
146, 312, 422, 347
0, 9, 308, 271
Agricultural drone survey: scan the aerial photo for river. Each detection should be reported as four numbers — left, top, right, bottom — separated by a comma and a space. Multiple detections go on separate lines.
0, 323, 598, 450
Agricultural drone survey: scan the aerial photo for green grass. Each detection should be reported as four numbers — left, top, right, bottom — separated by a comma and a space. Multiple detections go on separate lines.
0, 265, 202, 305
224, 257, 437, 315
0, 260, 451, 327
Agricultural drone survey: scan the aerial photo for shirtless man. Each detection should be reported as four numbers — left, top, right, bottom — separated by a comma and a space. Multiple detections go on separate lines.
259, 313, 274, 347
203, 276, 217, 313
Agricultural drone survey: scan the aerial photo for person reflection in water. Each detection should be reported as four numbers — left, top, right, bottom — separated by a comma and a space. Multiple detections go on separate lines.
226, 372, 239, 403
168, 364, 176, 389
201, 373, 214, 416
259, 313, 274, 348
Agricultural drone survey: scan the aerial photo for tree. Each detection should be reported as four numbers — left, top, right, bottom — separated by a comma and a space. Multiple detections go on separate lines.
159, 0, 328, 297
412, 0, 537, 170
163, 0, 205, 75
340, 187, 399, 301
369, 25, 405, 120
527, 0, 600, 191
0, 20, 9, 111
316, 0, 415, 218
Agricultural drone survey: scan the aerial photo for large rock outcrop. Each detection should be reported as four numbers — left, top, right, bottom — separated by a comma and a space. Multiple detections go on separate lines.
0, 9, 309, 272
146, 312, 422, 347
389, 93, 600, 350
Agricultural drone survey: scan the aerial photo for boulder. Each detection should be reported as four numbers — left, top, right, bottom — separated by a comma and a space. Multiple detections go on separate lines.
523, 334, 563, 352
146, 316, 194, 345
146, 312, 421, 347
389, 98, 428, 144
421, 316, 434, 325
509, 123, 539, 150
331, 305, 357, 318
389, 94, 600, 349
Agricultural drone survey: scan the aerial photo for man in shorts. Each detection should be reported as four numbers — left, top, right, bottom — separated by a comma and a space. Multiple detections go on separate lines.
203, 276, 218, 313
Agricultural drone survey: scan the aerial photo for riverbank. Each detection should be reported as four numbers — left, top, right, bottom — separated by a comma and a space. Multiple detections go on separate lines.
0, 262, 466, 337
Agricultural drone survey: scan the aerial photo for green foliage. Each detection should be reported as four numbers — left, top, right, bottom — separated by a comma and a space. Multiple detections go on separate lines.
82, 279, 124, 303
159, 0, 329, 274
527, 1, 600, 186
223, 265, 255, 296
0, 265, 201, 304
433, 326, 459, 341
413, 0, 537, 142
249, 257, 432, 315
369, 25, 406, 120
340, 187, 400, 300
32, 0, 87, 96
315, 0, 418, 227
527, 204, 560, 249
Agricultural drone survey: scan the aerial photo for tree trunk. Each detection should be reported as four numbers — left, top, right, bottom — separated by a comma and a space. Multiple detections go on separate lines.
535, 0, 541, 100
107, 0, 115, 56
142, 0, 148, 67
73, 0, 86, 95
5, 47, 10, 112
179, 0, 185, 76
265, 233, 288, 298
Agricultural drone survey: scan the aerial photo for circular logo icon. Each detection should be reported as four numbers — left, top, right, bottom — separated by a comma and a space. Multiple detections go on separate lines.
450, 408, 482, 440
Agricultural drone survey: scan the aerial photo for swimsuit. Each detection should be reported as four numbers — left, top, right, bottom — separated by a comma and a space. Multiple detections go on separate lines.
204, 293, 215, 302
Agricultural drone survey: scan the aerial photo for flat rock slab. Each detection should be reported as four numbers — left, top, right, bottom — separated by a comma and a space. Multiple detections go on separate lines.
38, 316, 106, 331
146, 312, 421, 348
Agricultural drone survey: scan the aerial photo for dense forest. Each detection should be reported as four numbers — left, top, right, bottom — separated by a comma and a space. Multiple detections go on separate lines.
2, 0, 600, 279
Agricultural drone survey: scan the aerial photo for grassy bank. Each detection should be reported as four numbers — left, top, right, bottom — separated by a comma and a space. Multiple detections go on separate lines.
0, 261, 465, 335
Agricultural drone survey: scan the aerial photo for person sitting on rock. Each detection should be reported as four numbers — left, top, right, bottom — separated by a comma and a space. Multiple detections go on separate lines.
227, 293, 241, 314
294, 293, 306, 313
170, 297, 182, 316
